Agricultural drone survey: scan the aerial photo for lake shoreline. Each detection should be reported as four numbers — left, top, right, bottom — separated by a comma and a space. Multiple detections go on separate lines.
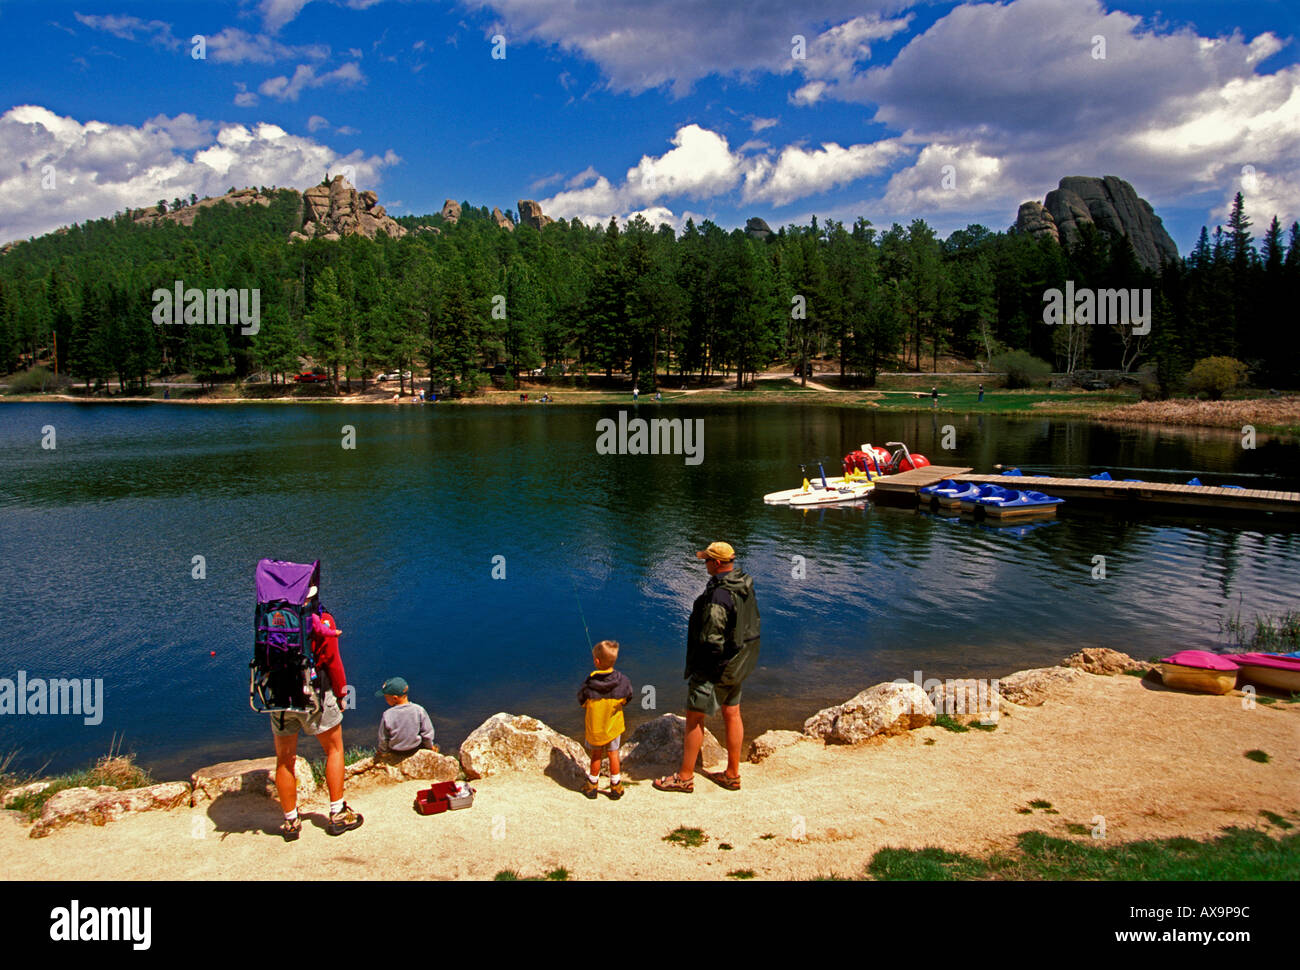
4, 388, 1298, 437
4, 649, 1297, 880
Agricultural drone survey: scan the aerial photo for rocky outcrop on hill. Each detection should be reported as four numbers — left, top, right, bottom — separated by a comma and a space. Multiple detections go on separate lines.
804, 682, 935, 743
441, 199, 461, 224
517, 199, 553, 231
292, 175, 406, 243
745, 217, 773, 241
459, 713, 587, 787
131, 188, 273, 227
1015, 176, 1178, 271
492, 207, 514, 231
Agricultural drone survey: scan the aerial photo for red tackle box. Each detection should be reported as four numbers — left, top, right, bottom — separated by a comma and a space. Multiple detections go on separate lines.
414, 781, 475, 815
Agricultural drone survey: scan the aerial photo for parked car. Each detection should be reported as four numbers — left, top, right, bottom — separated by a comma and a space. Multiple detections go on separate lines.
293, 371, 329, 383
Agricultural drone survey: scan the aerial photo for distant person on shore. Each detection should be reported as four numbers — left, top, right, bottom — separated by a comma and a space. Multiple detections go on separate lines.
375, 676, 436, 762
978, 383, 984, 403
271, 586, 363, 840
632, 385, 640, 402
655, 390, 662, 402
654, 542, 760, 794
931, 386, 939, 409
578, 639, 633, 799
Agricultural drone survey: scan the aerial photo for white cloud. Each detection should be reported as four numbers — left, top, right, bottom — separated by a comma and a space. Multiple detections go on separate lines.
307, 115, 331, 132
74, 13, 180, 49
461, 0, 915, 96
233, 83, 259, 108
0, 105, 399, 242
743, 139, 908, 206
205, 27, 329, 65
259, 62, 365, 102
542, 122, 909, 223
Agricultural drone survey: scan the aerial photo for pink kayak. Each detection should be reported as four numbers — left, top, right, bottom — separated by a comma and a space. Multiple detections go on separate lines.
1231, 652, 1300, 692
1158, 650, 1239, 694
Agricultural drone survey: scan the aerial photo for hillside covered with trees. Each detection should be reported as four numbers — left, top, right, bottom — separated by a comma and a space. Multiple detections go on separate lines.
1, 185, 1297, 396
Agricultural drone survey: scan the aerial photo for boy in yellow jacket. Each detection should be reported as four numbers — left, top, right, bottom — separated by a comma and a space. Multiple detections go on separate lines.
577, 639, 633, 799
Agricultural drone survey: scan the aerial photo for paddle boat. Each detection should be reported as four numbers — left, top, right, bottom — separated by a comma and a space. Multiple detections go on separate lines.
763, 461, 875, 505
918, 479, 981, 510
1157, 650, 1239, 695
1230, 652, 1300, 693
959, 483, 1013, 514
979, 489, 1066, 520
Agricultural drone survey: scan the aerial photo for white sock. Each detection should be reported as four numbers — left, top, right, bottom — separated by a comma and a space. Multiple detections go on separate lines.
587, 773, 599, 785
284, 808, 298, 822
330, 799, 344, 815
610, 774, 621, 785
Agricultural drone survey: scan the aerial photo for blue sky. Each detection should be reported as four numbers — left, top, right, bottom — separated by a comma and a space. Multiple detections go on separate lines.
1, 0, 1297, 250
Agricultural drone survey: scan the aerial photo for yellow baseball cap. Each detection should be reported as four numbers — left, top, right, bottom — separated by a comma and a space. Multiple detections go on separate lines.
696, 541, 735, 562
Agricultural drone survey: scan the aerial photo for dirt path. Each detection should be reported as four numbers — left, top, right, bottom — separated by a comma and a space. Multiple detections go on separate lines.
4, 673, 1296, 880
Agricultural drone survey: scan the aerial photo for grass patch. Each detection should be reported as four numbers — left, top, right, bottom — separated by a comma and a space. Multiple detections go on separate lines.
759, 833, 775, 840
969, 721, 998, 732
861, 826, 1300, 880
1029, 800, 1053, 809
1260, 811, 1293, 830
933, 714, 969, 733
868, 846, 992, 881
1245, 750, 1270, 764
5, 737, 149, 821
546, 868, 570, 881
727, 870, 756, 880
664, 826, 708, 848
1065, 823, 1091, 836
718, 843, 733, 851
494, 870, 519, 881
1221, 608, 1300, 653
493, 868, 571, 881
1121, 668, 1148, 678
309, 745, 376, 786
924, 738, 936, 745
1017, 808, 1033, 815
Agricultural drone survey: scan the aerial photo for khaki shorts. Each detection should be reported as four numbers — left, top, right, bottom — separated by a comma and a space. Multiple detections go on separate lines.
585, 735, 621, 756
270, 691, 342, 737
686, 676, 743, 716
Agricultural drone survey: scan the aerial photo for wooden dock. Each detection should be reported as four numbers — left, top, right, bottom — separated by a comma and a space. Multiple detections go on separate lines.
870, 466, 972, 505
869, 467, 1300, 517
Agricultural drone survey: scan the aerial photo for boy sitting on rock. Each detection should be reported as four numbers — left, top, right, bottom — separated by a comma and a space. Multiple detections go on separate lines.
577, 640, 633, 799
375, 676, 437, 763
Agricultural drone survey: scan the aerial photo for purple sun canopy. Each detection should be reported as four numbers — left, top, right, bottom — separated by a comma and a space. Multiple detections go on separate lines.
255, 558, 320, 606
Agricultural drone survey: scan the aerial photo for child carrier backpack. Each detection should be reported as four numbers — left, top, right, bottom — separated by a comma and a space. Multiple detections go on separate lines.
249, 558, 323, 714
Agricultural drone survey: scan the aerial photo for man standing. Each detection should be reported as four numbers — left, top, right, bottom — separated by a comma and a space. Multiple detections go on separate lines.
654, 542, 760, 793
271, 585, 363, 840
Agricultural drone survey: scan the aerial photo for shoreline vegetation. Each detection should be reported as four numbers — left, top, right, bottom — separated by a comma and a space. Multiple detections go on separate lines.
3, 648, 1298, 880
4, 375, 1299, 438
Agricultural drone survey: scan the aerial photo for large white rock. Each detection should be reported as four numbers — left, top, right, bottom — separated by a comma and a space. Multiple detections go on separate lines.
620, 714, 726, 779
189, 756, 317, 807
30, 782, 191, 838
999, 666, 1082, 707
459, 714, 587, 787
2, 780, 51, 807
346, 749, 461, 785
1061, 648, 1151, 675
747, 730, 813, 763
803, 682, 935, 743
927, 678, 1002, 725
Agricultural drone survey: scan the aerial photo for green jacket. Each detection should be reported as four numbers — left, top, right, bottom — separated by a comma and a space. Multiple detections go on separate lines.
685, 569, 761, 684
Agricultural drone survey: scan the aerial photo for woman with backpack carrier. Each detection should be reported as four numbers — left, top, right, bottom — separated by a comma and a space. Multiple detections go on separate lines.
270, 585, 363, 841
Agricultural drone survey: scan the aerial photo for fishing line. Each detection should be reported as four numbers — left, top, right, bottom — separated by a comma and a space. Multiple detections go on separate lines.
570, 575, 593, 650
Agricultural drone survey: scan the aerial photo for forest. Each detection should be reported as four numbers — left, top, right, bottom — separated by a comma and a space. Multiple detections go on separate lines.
1, 185, 1296, 396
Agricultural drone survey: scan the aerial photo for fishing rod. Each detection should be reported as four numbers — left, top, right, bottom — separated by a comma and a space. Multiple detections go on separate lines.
569, 574, 593, 650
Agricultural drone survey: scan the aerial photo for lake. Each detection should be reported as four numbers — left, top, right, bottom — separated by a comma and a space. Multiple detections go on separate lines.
1, 401, 1297, 778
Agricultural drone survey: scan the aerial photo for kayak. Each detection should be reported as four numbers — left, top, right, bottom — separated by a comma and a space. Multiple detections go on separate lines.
764, 472, 874, 504
1231, 652, 1300, 692
1158, 650, 1239, 695
980, 489, 1065, 519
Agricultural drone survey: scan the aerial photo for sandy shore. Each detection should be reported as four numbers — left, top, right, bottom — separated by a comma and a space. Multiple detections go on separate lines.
4, 671, 1296, 880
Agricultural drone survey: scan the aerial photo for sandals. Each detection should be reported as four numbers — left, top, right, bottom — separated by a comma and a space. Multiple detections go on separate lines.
280, 816, 301, 842
702, 769, 741, 791
653, 772, 694, 793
